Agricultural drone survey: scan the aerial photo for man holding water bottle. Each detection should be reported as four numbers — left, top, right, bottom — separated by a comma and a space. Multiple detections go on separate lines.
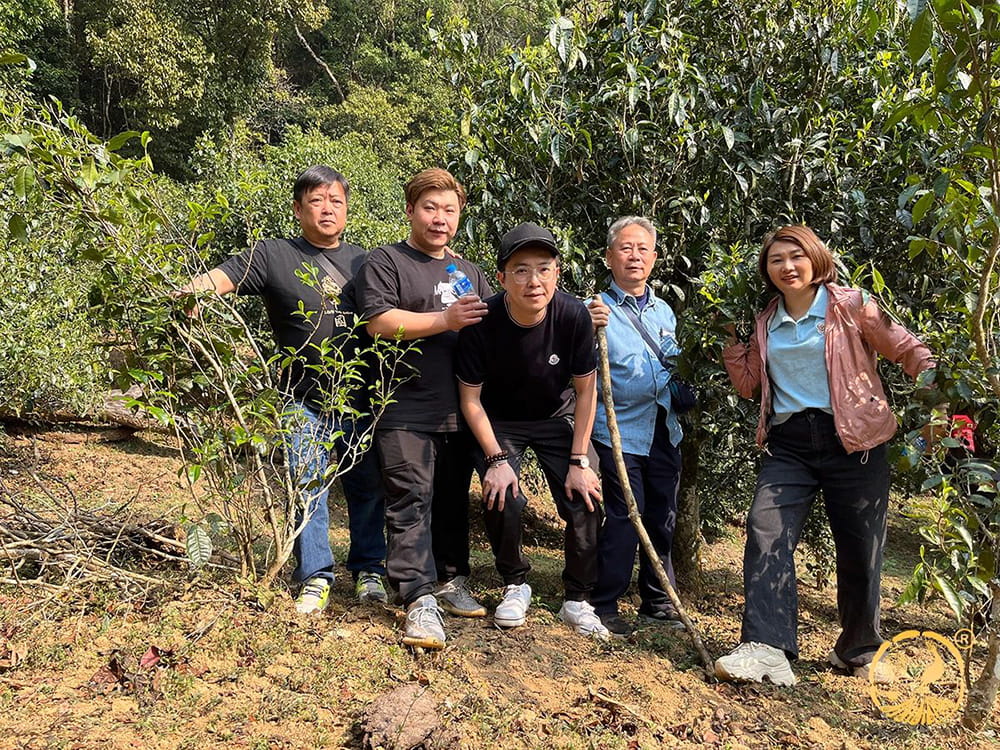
355, 168, 492, 649
455, 223, 609, 640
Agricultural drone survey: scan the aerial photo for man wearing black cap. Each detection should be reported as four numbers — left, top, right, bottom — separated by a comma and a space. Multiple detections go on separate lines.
455, 222, 609, 639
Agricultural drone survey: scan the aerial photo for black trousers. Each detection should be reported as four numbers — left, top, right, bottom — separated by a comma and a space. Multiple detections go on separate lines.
591, 413, 681, 617
474, 418, 602, 601
741, 410, 889, 664
376, 428, 474, 606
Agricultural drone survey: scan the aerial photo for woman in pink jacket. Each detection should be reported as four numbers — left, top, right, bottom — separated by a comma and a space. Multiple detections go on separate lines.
715, 225, 935, 687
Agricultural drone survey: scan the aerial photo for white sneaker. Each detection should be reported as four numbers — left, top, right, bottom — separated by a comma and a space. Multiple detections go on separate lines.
715, 642, 797, 686
402, 595, 446, 650
558, 600, 610, 640
494, 583, 532, 628
829, 648, 894, 683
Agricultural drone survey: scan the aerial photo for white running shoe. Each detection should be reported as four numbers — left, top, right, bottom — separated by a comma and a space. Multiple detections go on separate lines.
494, 583, 532, 628
558, 600, 610, 640
402, 594, 446, 650
715, 642, 797, 686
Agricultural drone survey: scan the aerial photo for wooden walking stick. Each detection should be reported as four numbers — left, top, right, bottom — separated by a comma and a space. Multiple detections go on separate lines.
596, 327, 715, 679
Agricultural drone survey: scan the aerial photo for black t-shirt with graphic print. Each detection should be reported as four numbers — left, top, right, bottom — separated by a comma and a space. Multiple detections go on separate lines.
455, 290, 597, 422
355, 241, 492, 432
216, 237, 368, 410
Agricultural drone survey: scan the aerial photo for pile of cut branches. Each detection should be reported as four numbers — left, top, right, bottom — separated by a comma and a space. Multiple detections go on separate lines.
0, 474, 199, 603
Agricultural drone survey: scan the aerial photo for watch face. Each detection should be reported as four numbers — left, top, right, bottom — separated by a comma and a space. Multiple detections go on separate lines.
572, 456, 590, 469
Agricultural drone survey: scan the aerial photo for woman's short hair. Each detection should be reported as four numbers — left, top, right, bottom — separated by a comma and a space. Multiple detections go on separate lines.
404, 168, 467, 209
758, 225, 838, 293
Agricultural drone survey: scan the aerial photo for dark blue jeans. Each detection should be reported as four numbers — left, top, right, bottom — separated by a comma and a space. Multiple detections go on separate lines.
591, 413, 681, 617
286, 401, 386, 583
741, 410, 889, 664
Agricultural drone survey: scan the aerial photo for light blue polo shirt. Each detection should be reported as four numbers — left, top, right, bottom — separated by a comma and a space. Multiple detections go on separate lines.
766, 285, 832, 425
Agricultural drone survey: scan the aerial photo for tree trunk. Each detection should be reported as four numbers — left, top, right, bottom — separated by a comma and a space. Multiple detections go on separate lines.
673, 414, 704, 595
962, 582, 1000, 729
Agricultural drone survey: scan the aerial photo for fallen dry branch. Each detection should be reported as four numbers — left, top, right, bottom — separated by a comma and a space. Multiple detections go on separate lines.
0, 475, 229, 603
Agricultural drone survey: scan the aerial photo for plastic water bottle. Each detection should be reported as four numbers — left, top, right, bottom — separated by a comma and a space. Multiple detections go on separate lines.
446, 263, 474, 297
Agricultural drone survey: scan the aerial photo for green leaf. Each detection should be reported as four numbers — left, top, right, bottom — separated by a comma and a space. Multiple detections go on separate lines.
8, 214, 27, 242
722, 125, 735, 151
185, 525, 212, 569
871, 266, 885, 293
13, 165, 35, 200
0, 53, 36, 72
931, 572, 964, 620
107, 130, 140, 152
908, 10, 933, 64
932, 171, 950, 197
961, 1, 983, 28
911, 190, 935, 223
898, 183, 921, 208
81, 158, 98, 189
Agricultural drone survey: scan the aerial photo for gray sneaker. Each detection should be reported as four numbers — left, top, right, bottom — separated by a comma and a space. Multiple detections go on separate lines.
355, 572, 388, 603
494, 583, 532, 628
436, 575, 486, 617
402, 594, 446, 650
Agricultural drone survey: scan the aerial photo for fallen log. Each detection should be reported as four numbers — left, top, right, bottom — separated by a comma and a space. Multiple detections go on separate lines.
0, 387, 174, 440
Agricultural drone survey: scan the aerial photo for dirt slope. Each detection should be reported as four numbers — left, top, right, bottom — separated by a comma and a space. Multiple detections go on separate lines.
0, 433, 995, 749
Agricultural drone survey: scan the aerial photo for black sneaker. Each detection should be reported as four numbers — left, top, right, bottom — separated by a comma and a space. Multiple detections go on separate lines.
638, 606, 685, 630
598, 613, 634, 638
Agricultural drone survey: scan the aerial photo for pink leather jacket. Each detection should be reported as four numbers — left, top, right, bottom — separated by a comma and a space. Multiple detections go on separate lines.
722, 284, 935, 454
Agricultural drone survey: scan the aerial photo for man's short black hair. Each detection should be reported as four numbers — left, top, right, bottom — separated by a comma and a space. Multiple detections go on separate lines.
293, 165, 350, 203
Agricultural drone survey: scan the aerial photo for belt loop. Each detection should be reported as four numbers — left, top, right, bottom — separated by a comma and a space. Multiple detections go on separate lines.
860, 449, 870, 465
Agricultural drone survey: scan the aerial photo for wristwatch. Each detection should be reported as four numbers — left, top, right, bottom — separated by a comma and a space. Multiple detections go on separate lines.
569, 455, 590, 469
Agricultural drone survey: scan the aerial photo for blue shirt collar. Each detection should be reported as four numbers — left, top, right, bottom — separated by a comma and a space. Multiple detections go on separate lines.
769, 284, 828, 331
608, 280, 656, 307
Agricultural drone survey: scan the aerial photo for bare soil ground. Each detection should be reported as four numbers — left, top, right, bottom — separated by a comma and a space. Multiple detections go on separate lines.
1, 432, 996, 749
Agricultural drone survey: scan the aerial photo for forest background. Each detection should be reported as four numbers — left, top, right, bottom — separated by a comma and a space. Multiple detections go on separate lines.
2, 0, 1000, 744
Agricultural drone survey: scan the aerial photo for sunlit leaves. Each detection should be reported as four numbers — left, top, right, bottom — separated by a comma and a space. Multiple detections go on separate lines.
908, 9, 933, 63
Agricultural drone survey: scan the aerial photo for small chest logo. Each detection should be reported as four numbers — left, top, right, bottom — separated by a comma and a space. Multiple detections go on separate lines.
548, 354, 560, 366
436, 281, 457, 307
816, 322, 827, 335
320, 276, 342, 302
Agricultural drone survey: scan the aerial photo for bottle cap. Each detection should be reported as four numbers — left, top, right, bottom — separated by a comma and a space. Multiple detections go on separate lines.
445, 264, 457, 273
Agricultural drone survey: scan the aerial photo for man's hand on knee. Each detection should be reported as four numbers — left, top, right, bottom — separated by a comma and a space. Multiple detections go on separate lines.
483, 461, 518, 511
565, 466, 602, 512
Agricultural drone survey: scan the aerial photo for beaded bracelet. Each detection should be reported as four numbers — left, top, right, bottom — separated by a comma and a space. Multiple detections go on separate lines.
485, 451, 509, 467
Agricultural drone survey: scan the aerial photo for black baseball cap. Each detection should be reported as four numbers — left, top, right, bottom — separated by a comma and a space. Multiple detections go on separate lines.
498, 222, 559, 270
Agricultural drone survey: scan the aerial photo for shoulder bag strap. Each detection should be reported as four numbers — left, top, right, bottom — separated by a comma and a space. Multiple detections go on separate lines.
618, 301, 672, 371
292, 238, 350, 292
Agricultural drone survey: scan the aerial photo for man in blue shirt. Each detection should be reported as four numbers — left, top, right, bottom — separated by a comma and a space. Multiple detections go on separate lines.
588, 216, 684, 637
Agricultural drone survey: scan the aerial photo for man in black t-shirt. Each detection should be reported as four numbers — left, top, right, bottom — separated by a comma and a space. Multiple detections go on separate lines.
455, 222, 610, 640
185, 165, 386, 614
356, 168, 491, 650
